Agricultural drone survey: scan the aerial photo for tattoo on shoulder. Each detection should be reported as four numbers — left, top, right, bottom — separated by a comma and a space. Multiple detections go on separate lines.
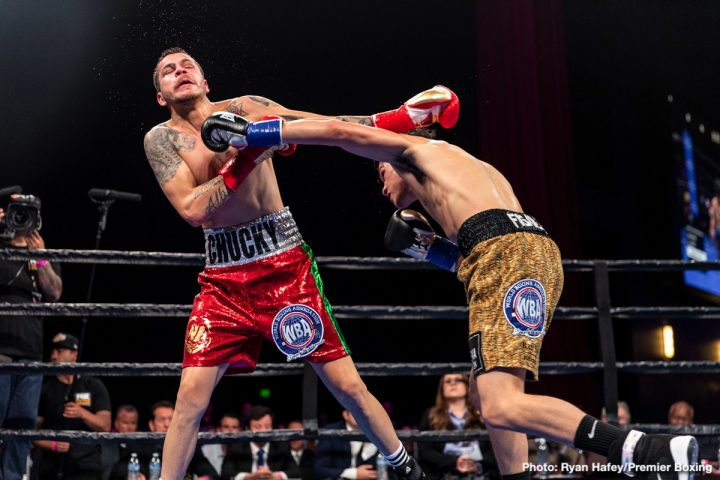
144, 128, 196, 185
227, 100, 249, 116
205, 184, 231, 217
249, 96, 280, 108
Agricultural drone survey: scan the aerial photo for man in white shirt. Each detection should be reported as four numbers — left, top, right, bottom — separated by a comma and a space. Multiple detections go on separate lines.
202, 413, 242, 476
315, 410, 380, 480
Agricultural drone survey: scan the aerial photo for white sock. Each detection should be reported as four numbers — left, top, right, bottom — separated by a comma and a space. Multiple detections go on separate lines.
385, 443, 409, 468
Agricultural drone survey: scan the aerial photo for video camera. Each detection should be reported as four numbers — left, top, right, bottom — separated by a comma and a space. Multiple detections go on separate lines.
0, 186, 42, 240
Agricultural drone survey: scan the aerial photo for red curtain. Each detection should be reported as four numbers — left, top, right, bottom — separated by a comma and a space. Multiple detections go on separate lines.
476, 0, 581, 260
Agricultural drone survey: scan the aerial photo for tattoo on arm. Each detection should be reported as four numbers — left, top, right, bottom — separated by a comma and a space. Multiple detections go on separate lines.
248, 96, 281, 108
227, 101, 249, 116
336, 115, 373, 126
145, 128, 196, 185
38, 265, 62, 301
205, 183, 231, 217
193, 176, 224, 200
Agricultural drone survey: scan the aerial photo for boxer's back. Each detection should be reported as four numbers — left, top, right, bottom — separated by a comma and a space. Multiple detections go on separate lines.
400, 140, 523, 240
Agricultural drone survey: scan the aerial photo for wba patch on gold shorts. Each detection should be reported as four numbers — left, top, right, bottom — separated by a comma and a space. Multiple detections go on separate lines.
457, 209, 564, 381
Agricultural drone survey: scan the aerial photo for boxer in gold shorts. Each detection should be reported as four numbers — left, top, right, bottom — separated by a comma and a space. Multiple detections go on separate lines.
206, 116, 700, 480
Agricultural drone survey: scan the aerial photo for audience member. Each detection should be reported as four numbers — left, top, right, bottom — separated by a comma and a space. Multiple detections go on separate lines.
0, 203, 62, 480
600, 400, 631, 427
314, 409, 380, 480
285, 420, 315, 480
417, 374, 497, 480
101, 405, 139, 480
668, 401, 694, 426
667, 400, 719, 467
34, 333, 111, 479
584, 401, 632, 474
202, 412, 242, 476
222, 405, 291, 480
109, 400, 217, 480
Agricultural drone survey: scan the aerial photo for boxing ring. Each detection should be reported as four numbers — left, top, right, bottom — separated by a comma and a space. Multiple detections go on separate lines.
1, 248, 719, 447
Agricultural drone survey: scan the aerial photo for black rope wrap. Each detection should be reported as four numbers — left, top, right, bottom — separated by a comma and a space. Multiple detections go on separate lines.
7, 302, 720, 321
1, 361, 718, 377
2, 424, 719, 445
4, 248, 720, 272
0, 302, 598, 320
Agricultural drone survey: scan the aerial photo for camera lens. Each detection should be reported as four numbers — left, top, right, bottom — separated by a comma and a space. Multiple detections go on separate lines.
7, 206, 36, 231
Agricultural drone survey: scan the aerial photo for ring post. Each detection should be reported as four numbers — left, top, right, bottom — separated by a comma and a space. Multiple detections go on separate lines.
594, 260, 619, 425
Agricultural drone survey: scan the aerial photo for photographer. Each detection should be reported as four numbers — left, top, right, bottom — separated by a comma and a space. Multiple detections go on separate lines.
0, 195, 62, 480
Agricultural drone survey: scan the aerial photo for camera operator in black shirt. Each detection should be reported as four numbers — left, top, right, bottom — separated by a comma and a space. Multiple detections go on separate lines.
0, 194, 63, 480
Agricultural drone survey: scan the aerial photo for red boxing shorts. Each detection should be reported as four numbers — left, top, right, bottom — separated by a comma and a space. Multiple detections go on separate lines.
183, 207, 351, 375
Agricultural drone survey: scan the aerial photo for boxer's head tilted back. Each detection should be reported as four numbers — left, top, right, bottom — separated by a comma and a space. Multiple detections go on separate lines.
152, 47, 209, 108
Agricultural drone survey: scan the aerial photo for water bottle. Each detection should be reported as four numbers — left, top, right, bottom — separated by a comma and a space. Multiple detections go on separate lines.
127, 452, 141, 480
149, 452, 162, 480
376, 453, 389, 480
536, 438, 548, 480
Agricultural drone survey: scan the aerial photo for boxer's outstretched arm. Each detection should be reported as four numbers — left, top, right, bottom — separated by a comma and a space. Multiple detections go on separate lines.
144, 126, 232, 227
226, 95, 373, 125
281, 119, 429, 166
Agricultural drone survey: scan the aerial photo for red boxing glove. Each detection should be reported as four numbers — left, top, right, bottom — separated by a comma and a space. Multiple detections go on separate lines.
218, 147, 274, 191
218, 115, 297, 192
371, 85, 460, 133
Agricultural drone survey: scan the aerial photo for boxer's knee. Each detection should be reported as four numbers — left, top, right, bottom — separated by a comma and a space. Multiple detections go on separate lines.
334, 375, 371, 409
174, 371, 215, 421
480, 394, 523, 430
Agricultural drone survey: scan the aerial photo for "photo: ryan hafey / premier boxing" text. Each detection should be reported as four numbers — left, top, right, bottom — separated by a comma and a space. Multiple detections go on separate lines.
523, 462, 713, 476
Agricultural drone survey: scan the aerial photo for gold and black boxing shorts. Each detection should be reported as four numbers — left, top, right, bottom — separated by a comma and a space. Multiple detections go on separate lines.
456, 209, 564, 381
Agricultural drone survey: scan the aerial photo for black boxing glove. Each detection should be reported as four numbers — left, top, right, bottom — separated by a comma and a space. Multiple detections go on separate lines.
202, 112, 285, 152
201, 112, 251, 152
384, 209, 460, 272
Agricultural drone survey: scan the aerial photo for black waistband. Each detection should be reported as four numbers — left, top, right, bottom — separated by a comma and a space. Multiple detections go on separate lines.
456, 209, 549, 257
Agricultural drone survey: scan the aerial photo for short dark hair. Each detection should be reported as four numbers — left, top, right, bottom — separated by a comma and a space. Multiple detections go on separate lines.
220, 412, 241, 423
152, 47, 204, 92
246, 405, 273, 425
116, 404, 138, 416
150, 400, 175, 420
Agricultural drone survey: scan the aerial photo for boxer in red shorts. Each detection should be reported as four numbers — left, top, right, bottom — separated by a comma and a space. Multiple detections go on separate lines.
144, 47, 459, 480
185, 208, 350, 372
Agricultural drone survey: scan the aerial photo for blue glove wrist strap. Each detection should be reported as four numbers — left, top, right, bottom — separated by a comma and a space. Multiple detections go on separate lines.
246, 119, 283, 147
427, 237, 460, 272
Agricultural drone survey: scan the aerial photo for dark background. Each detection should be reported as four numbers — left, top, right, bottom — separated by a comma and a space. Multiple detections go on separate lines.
1, 0, 719, 428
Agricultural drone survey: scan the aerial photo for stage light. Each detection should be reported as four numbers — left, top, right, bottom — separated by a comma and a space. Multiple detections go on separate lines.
662, 325, 675, 359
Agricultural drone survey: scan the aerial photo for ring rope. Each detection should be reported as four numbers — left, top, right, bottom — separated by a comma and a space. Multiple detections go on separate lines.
0, 429, 490, 445
1, 361, 718, 377
5, 302, 720, 321
0, 302, 598, 320
4, 248, 720, 272
2, 424, 719, 445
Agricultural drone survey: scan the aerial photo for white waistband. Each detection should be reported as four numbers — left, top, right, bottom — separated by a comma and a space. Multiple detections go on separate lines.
203, 207, 302, 268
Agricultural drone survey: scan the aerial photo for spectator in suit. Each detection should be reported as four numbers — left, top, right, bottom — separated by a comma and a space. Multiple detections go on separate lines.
285, 420, 314, 480
221, 405, 290, 480
417, 374, 497, 480
314, 409, 379, 480
201, 412, 242, 476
